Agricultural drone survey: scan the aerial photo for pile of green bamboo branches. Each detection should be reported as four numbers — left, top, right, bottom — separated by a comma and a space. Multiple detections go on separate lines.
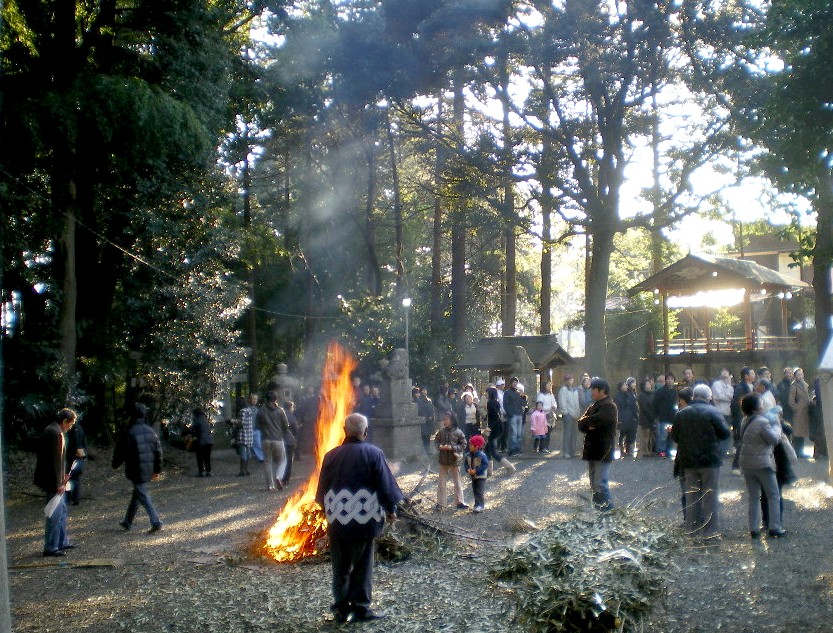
490, 508, 680, 632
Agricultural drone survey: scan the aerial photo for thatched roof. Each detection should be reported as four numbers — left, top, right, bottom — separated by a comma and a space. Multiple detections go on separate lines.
456, 335, 573, 370
628, 253, 810, 296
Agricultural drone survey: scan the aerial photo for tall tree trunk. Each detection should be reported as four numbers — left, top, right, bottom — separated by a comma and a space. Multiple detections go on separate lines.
301, 143, 317, 346
430, 91, 445, 335
387, 111, 405, 298
499, 58, 516, 336
539, 138, 554, 335
242, 148, 258, 392
814, 168, 833, 358
55, 0, 78, 390
364, 144, 382, 297
450, 75, 467, 345
649, 92, 665, 275
585, 215, 616, 377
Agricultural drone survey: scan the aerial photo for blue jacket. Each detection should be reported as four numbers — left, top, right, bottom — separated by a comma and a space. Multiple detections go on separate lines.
316, 437, 403, 540
465, 450, 489, 479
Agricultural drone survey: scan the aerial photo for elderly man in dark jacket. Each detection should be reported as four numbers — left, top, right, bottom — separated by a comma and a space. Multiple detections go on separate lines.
316, 413, 403, 623
113, 403, 163, 532
577, 378, 618, 510
672, 384, 731, 540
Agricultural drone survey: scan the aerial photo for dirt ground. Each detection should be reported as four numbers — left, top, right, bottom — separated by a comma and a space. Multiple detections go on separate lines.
5, 439, 833, 633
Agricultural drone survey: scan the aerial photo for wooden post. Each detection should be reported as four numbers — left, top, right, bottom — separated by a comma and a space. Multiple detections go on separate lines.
744, 289, 754, 351
781, 294, 789, 337
662, 291, 670, 373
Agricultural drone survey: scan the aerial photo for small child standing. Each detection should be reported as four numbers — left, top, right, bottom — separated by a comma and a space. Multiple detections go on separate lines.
530, 400, 549, 453
435, 411, 468, 510
466, 435, 489, 513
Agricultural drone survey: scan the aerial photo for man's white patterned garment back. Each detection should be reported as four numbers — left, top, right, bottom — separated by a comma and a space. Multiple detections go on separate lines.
324, 489, 384, 525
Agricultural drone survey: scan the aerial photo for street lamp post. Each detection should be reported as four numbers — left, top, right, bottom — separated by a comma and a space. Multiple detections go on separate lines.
402, 297, 412, 363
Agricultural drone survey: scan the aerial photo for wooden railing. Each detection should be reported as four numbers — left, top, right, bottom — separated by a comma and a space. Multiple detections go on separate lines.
648, 334, 800, 355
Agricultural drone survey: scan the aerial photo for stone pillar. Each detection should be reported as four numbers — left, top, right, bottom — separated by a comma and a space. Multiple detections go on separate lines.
513, 346, 537, 452
271, 363, 300, 405
368, 349, 423, 460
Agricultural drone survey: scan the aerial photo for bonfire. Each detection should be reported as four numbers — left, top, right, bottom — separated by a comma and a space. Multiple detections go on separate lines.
263, 341, 356, 562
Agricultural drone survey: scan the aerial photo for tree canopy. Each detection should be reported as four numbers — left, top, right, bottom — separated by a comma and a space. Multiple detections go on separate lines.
1, 0, 829, 440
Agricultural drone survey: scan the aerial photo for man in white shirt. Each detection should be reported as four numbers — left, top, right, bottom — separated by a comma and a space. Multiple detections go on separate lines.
557, 374, 582, 458
711, 368, 734, 457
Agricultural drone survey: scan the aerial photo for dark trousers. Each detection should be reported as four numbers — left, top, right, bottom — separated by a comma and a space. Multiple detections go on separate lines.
196, 444, 212, 474
471, 477, 486, 509
330, 536, 375, 617
485, 421, 505, 462
282, 445, 296, 484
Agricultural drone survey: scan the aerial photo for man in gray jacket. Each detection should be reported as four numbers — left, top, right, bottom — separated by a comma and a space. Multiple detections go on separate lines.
558, 375, 582, 459
256, 391, 292, 491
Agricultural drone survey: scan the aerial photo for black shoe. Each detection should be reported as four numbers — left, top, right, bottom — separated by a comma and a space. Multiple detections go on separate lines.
148, 524, 163, 533
119, 520, 132, 531
43, 550, 65, 557
353, 610, 384, 621
750, 531, 760, 539
768, 529, 787, 538
333, 611, 354, 624
61, 543, 78, 550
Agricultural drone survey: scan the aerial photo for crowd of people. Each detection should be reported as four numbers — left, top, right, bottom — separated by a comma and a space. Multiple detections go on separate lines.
406, 365, 827, 538
29, 363, 826, 617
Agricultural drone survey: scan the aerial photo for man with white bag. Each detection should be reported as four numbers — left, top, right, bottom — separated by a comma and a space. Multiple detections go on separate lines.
33, 408, 78, 557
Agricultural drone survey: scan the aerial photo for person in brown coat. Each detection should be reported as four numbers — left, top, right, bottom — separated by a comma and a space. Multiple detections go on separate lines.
435, 411, 468, 509
788, 367, 811, 457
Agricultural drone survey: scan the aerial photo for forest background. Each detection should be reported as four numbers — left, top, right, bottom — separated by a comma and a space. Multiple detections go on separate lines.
2, 0, 833, 442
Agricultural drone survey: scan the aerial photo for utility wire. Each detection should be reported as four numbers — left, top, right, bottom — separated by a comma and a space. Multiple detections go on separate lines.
0, 165, 345, 321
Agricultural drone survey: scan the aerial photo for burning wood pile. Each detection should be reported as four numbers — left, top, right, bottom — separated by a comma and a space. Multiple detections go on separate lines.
263, 342, 356, 563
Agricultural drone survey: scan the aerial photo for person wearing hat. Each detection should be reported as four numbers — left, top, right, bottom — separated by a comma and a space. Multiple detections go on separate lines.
577, 379, 618, 511
465, 434, 489, 513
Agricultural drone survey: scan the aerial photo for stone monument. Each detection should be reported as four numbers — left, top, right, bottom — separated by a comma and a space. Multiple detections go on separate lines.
368, 348, 423, 460
270, 363, 300, 405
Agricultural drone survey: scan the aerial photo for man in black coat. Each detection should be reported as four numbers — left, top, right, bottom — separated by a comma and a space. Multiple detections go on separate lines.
34, 408, 78, 556
776, 368, 794, 422
112, 403, 163, 532
730, 366, 757, 471
577, 378, 618, 510
653, 373, 678, 457
672, 384, 731, 540
316, 413, 403, 623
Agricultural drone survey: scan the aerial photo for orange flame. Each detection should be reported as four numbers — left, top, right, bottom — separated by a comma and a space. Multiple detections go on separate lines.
264, 341, 357, 562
